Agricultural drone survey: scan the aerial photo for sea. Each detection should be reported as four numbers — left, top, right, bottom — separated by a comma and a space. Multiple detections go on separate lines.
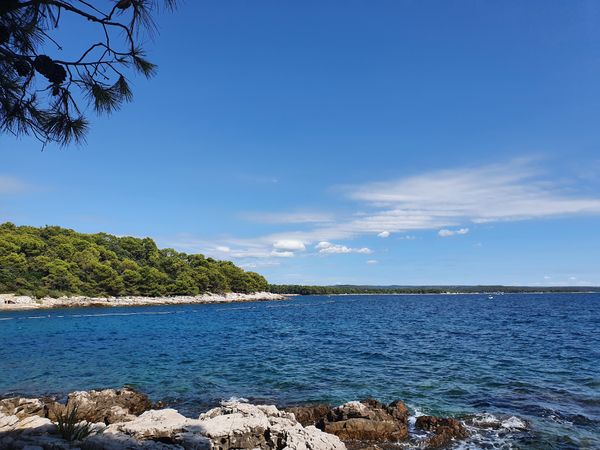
1, 293, 599, 449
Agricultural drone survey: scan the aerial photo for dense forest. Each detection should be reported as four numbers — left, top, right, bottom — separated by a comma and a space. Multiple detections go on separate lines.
267, 284, 600, 295
0, 223, 268, 298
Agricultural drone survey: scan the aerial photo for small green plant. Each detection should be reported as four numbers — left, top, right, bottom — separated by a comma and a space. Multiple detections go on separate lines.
54, 406, 93, 442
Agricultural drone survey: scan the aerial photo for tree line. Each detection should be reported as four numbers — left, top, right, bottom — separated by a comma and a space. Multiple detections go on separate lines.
267, 284, 600, 295
0, 223, 267, 298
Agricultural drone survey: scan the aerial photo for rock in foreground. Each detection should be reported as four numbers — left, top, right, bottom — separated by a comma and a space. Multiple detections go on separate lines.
0, 389, 472, 449
0, 390, 345, 450
67, 387, 152, 424
318, 399, 409, 442
415, 415, 469, 448
287, 399, 470, 449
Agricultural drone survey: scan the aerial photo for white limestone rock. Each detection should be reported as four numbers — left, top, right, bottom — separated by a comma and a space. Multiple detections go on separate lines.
82, 432, 183, 450
192, 401, 346, 450
0, 397, 53, 419
112, 408, 189, 440
0, 399, 346, 450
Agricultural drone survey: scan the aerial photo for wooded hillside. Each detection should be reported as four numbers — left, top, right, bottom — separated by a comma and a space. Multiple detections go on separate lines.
0, 223, 267, 298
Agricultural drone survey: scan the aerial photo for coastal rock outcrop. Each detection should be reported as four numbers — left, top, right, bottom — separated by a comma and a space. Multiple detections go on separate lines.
286, 404, 332, 427
415, 415, 469, 448
83, 401, 346, 450
0, 292, 287, 311
1, 393, 346, 450
67, 387, 152, 424
0, 389, 475, 450
0, 397, 60, 420
109, 408, 189, 440
317, 399, 409, 443
191, 401, 346, 450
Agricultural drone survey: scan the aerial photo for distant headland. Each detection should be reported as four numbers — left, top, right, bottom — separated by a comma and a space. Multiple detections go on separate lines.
1, 223, 597, 310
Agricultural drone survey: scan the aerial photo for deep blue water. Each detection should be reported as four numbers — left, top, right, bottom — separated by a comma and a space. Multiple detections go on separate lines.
1, 294, 599, 449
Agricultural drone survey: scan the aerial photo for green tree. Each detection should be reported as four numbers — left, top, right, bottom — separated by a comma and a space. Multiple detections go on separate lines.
0, 1, 176, 146
42, 260, 80, 293
0, 223, 271, 298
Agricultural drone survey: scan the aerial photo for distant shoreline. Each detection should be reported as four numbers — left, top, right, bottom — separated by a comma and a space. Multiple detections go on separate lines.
0, 292, 287, 311
321, 291, 600, 296
1, 290, 598, 312
268, 284, 600, 296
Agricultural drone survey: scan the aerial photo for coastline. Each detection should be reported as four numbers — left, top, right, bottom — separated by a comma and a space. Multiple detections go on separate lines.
0, 387, 484, 449
0, 291, 287, 311
322, 290, 600, 295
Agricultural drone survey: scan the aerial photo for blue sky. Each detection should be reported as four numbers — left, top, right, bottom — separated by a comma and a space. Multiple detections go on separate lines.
2, 0, 600, 285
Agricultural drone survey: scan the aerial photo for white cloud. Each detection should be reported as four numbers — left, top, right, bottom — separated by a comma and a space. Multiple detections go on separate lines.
438, 228, 470, 237
215, 246, 231, 253
273, 239, 306, 251
366, 259, 378, 264
168, 159, 600, 262
222, 159, 600, 248
271, 250, 295, 258
347, 159, 600, 227
320, 245, 352, 254
377, 231, 390, 238
315, 241, 373, 255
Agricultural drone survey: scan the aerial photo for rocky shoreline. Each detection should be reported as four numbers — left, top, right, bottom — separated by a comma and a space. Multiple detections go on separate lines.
0, 292, 287, 311
0, 387, 483, 449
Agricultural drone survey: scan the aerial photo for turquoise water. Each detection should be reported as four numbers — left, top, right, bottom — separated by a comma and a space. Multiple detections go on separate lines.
1, 294, 599, 449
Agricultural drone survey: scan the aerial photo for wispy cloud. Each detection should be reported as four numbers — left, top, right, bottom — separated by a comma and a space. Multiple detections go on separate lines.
0, 175, 30, 195
241, 211, 334, 224
169, 159, 600, 263
271, 250, 295, 258
347, 159, 600, 225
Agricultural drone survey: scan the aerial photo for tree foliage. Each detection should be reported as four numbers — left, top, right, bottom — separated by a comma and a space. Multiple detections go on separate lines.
0, 0, 175, 146
267, 284, 600, 295
0, 223, 269, 298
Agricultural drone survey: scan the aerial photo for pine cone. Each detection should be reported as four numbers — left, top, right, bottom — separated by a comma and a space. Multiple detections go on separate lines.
48, 64, 67, 84
33, 55, 67, 85
33, 55, 54, 78
116, 0, 133, 9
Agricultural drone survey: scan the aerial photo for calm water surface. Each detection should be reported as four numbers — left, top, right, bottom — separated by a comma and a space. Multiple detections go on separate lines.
1, 294, 599, 449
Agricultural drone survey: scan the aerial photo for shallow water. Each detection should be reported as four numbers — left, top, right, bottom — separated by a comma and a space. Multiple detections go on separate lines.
1, 293, 599, 449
